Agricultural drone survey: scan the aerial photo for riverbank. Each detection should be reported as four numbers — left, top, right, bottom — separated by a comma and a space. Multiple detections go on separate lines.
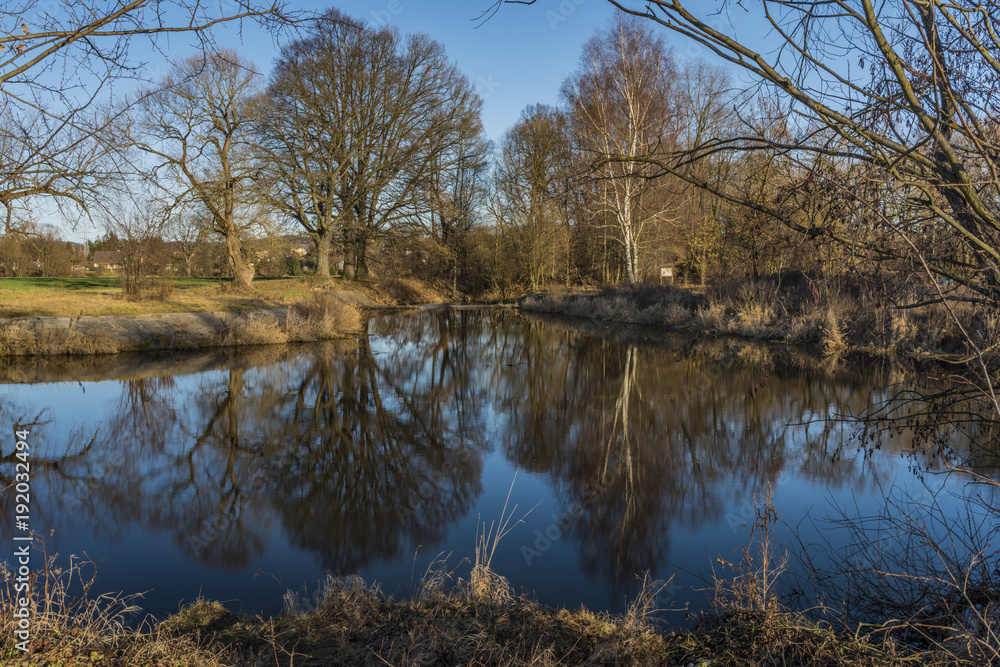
0, 275, 460, 319
520, 281, 999, 361
0, 275, 459, 356
1, 569, 912, 667
0, 296, 363, 356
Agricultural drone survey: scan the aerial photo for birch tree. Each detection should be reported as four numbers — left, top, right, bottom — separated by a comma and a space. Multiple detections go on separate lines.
596, 0, 1000, 303
562, 11, 679, 285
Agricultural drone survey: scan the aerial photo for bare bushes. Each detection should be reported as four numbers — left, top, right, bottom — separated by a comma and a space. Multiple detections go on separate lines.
804, 484, 1000, 665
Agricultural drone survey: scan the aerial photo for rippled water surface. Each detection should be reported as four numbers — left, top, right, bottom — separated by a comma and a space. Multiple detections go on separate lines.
0, 308, 982, 624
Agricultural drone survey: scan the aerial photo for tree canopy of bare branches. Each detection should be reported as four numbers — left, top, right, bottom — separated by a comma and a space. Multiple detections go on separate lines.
592, 1, 1000, 302
257, 8, 484, 280
133, 50, 264, 290
490, 104, 574, 291
0, 0, 298, 236
562, 11, 680, 285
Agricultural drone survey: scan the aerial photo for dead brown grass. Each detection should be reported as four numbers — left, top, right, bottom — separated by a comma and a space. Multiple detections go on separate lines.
222, 296, 363, 347
0, 548, 224, 667
522, 278, 995, 362
0, 295, 363, 357
221, 312, 290, 346
0, 321, 119, 356
373, 275, 452, 305
1, 538, 937, 667
0, 278, 376, 318
288, 293, 364, 339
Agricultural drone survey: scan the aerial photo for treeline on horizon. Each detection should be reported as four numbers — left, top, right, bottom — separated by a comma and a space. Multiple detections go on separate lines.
0, 9, 845, 298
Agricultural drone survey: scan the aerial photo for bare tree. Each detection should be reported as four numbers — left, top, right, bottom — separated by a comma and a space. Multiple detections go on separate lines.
595, 2, 1000, 302
562, 11, 680, 285
164, 209, 207, 278
258, 9, 485, 280
411, 116, 491, 295
0, 0, 297, 235
489, 104, 573, 291
102, 198, 168, 298
133, 50, 263, 290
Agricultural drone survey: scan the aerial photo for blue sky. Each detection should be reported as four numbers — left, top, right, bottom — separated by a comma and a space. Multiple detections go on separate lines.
180, 1, 774, 143
217, 0, 620, 142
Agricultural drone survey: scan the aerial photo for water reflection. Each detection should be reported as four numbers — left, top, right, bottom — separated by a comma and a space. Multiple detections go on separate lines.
0, 309, 981, 617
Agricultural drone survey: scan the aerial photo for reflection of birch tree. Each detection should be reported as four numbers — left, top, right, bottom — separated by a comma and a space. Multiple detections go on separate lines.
499, 316, 912, 592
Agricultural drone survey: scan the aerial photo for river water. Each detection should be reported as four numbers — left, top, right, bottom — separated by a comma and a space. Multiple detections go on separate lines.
0, 308, 990, 625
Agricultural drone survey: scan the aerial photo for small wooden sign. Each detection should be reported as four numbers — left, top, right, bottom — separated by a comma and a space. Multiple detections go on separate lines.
661, 267, 673, 278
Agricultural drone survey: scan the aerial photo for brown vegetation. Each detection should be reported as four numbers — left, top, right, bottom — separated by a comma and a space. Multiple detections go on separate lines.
0, 321, 120, 357
0, 296, 362, 357
0, 493, 937, 667
521, 277, 998, 361
0, 556, 913, 667
223, 295, 363, 346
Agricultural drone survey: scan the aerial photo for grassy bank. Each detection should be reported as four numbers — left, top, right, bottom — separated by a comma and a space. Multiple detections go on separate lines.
521, 279, 1000, 360
0, 275, 458, 356
0, 564, 911, 667
0, 295, 364, 357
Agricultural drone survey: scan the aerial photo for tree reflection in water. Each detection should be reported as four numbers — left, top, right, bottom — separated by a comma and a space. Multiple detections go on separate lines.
0, 309, 979, 614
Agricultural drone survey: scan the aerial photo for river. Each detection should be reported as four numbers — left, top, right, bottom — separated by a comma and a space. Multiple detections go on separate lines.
0, 308, 991, 626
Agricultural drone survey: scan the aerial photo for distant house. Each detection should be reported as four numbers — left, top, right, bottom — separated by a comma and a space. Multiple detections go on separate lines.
93, 251, 123, 270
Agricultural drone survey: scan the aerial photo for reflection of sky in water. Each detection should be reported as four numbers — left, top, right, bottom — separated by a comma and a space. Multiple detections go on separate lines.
0, 310, 985, 627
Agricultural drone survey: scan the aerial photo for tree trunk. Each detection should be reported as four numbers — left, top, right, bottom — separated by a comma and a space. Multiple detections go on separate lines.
315, 231, 332, 279
225, 234, 254, 290
343, 228, 357, 280
356, 231, 369, 279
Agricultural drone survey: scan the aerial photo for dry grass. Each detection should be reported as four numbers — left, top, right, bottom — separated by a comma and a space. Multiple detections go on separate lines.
221, 312, 291, 346
0, 320, 119, 356
1, 533, 941, 667
522, 286, 698, 327
288, 293, 364, 339
683, 486, 910, 667
521, 277, 998, 362
0, 288, 363, 356
222, 296, 363, 347
373, 275, 452, 305
0, 548, 225, 667
0, 277, 374, 318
